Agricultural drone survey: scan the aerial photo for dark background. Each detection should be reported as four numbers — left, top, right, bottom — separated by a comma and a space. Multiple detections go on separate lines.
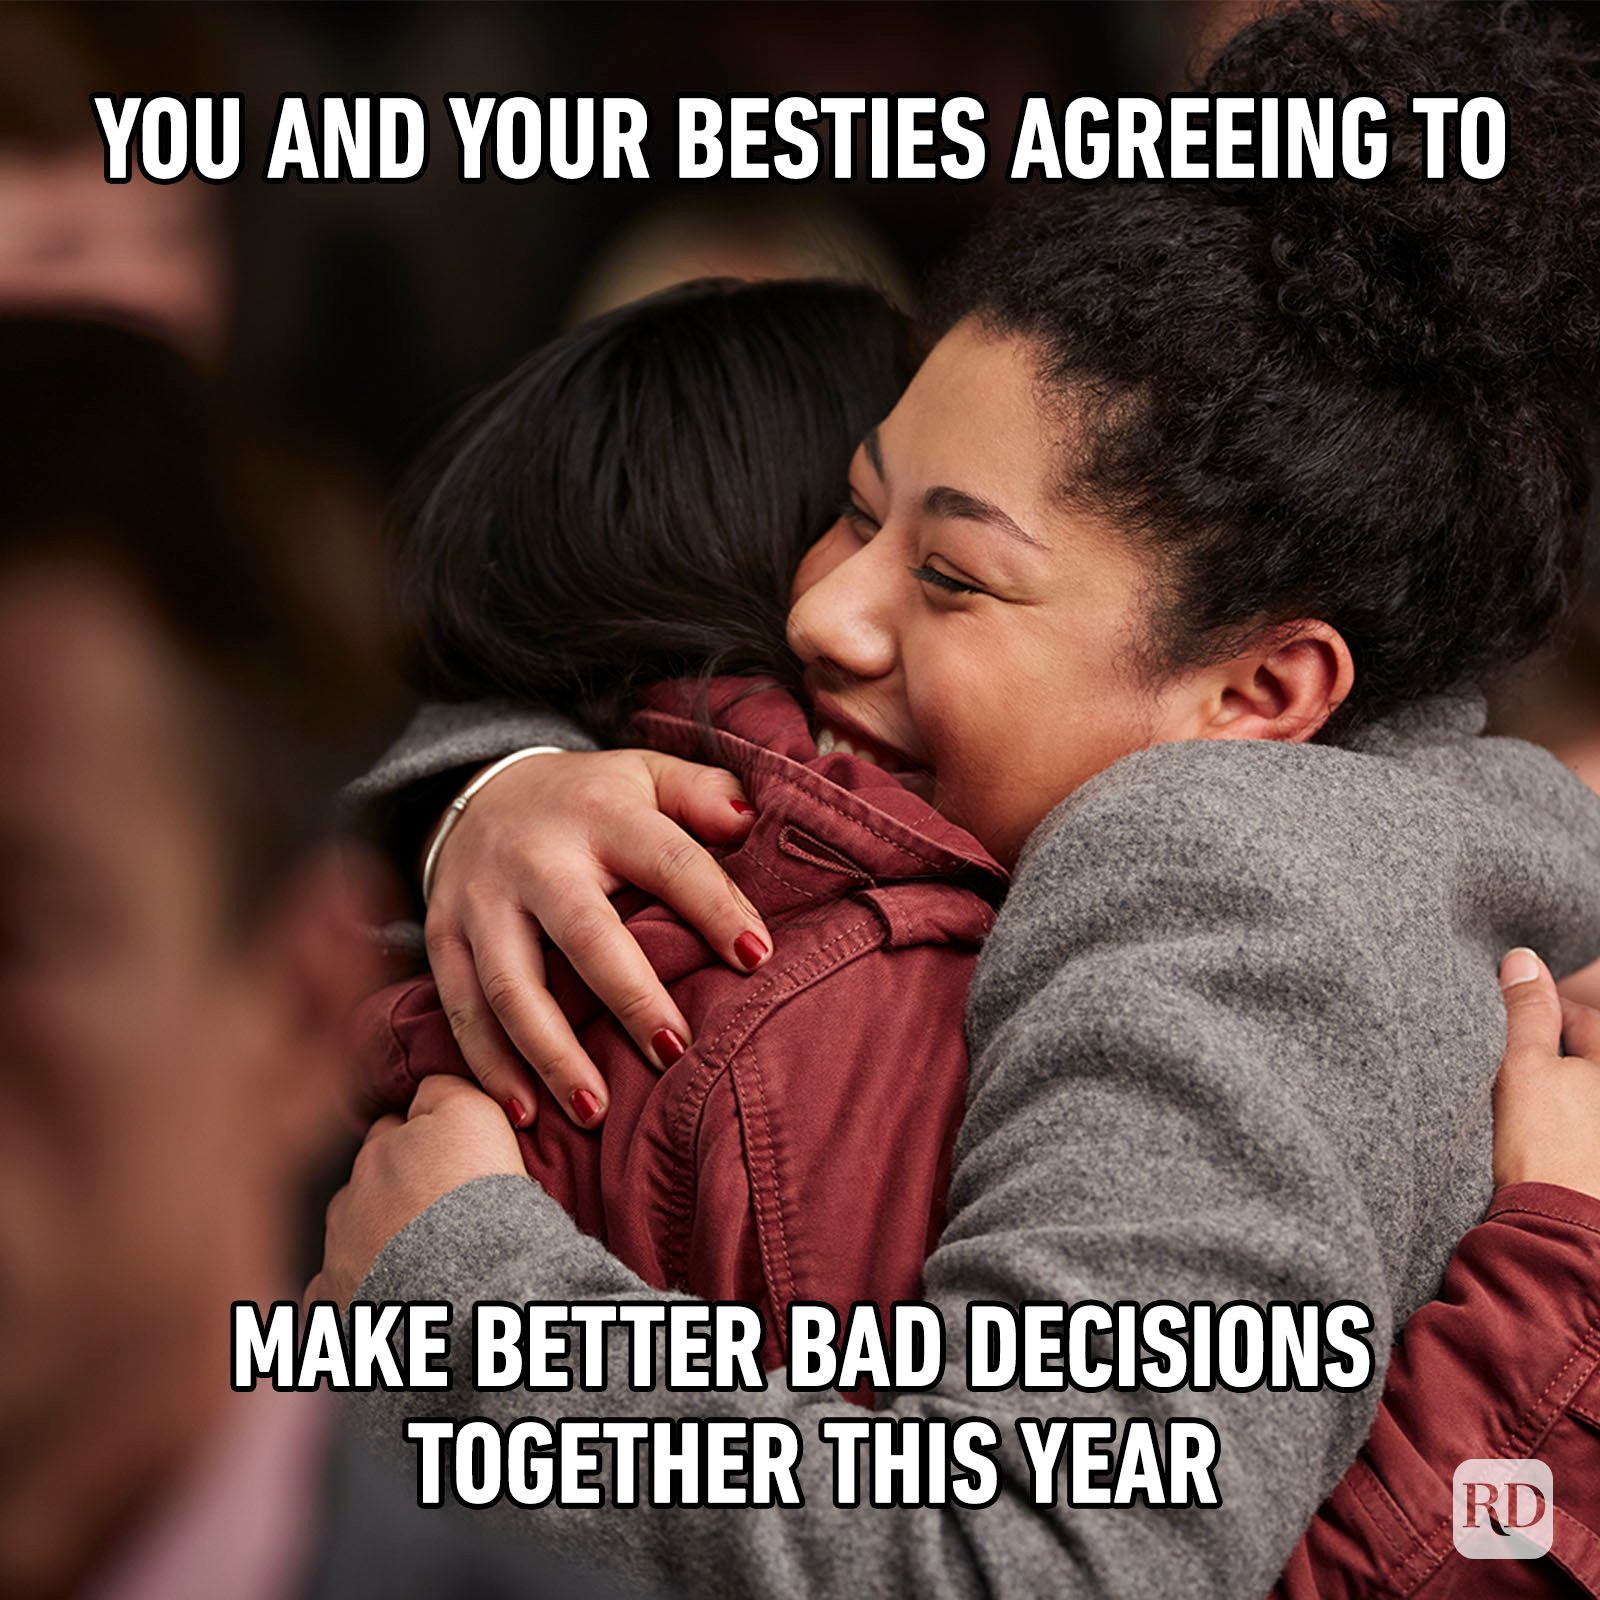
0, 1, 1247, 478
2, 0, 1596, 758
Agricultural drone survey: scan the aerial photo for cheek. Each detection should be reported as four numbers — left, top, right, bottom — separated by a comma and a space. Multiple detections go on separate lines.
911, 627, 1156, 862
0, 944, 244, 1252
906, 640, 1026, 830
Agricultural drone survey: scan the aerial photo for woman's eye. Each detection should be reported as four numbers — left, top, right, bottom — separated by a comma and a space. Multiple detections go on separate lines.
910, 563, 986, 597
837, 497, 880, 537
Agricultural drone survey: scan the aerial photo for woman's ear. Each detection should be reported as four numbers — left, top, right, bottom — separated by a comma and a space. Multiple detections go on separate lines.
1197, 621, 1354, 744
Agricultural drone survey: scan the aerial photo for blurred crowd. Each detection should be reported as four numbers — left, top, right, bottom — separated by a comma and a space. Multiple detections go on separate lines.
0, 1, 1212, 475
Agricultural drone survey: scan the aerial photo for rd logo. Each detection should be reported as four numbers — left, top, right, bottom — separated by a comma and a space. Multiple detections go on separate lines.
1452, 1459, 1553, 1559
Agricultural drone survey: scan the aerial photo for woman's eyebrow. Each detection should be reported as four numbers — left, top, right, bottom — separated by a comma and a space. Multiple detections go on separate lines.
923, 485, 1047, 550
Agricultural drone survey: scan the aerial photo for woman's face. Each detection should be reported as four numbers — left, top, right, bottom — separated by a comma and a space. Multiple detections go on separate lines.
788, 319, 1201, 866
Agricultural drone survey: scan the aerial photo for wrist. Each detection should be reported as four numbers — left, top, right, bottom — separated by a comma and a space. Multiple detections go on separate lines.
419, 746, 565, 903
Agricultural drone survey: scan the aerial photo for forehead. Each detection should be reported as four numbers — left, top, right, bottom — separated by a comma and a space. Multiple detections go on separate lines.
0, 563, 204, 850
875, 320, 1056, 492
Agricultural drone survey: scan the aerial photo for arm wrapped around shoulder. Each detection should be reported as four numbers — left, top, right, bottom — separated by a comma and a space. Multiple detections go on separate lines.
948, 716, 1600, 1577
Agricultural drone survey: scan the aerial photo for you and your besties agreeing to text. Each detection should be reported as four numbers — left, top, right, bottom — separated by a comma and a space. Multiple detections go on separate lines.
94, 91, 1506, 185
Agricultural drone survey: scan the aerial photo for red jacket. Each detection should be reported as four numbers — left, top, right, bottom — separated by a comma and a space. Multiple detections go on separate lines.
358, 681, 1006, 1369
355, 682, 1600, 1596
1273, 1183, 1600, 1599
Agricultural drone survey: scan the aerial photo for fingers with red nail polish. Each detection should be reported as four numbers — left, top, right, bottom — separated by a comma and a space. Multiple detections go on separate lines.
652, 1027, 687, 1067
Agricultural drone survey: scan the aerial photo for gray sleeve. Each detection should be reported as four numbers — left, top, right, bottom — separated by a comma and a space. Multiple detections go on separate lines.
341, 700, 597, 813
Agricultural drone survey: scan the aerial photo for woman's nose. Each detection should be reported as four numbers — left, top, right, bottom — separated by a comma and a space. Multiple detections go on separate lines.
786, 543, 898, 683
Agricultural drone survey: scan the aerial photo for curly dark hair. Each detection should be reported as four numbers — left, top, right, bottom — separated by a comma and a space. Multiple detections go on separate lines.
935, 1, 1600, 739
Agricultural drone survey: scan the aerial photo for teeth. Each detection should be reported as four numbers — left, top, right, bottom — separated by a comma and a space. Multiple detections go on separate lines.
816, 724, 873, 764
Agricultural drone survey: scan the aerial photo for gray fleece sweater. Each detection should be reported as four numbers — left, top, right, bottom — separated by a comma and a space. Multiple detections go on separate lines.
350, 691, 1600, 1599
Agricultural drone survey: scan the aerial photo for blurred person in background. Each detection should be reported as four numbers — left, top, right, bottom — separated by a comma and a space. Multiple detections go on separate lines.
0, 316, 619, 1600
0, 8, 230, 361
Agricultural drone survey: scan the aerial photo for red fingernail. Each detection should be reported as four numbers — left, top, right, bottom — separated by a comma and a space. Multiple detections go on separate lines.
730, 799, 756, 817
571, 1088, 602, 1126
734, 931, 768, 971
652, 1027, 687, 1067
505, 1097, 528, 1127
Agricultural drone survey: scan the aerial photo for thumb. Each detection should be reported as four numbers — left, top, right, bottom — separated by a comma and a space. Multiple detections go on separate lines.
644, 750, 758, 845
1498, 947, 1562, 1070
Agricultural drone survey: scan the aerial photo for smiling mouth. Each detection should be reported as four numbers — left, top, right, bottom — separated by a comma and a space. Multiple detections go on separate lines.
812, 717, 935, 799
815, 723, 886, 763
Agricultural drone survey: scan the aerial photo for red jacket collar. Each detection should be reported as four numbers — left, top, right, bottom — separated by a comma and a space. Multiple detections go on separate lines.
634, 679, 1007, 912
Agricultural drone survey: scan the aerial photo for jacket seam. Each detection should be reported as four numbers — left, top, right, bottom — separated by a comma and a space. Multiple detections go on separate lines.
659, 917, 884, 1288
1347, 1458, 1418, 1561
738, 847, 818, 901
732, 1035, 801, 1355
1497, 1317, 1600, 1458
1484, 1200, 1600, 1237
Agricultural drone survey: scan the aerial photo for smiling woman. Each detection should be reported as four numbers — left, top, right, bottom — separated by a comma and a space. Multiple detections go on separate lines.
350, 275, 1012, 1381
788, 321, 1353, 866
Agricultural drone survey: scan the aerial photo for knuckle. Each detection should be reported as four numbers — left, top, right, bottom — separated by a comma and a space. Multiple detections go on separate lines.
466, 1057, 507, 1093
574, 754, 641, 806
528, 1048, 579, 1089
480, 968, 525, 1016
727, 881, 761, 923
456, 871, 505, 903
443, 1000, 485, 1040
539, 872, 595, 927
610, 983, 662, 1026
424, 919, 467, 956
653, 833, 705, 890
572, 772, 623, 814
696, 765, 738, 796
425, 1075, 468, 1109
559, 904, 615, 962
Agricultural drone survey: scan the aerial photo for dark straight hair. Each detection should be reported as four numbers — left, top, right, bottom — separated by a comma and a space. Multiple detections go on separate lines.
390, 277, 917, 743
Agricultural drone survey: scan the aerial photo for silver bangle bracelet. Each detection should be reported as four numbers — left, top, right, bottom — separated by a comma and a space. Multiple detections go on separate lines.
419, 746, 566, 905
